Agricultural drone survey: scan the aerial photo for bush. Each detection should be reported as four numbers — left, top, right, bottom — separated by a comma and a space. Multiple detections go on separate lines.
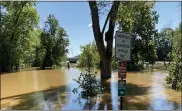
165, 23, 182, 90
112, 59, 118, 70
166, 62, 182, 90
72, 72, 104, 99
72, 49, 105, 109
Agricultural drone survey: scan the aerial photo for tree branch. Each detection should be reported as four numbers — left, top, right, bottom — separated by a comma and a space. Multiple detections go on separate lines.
105, 1, 120, 42
101, 3, 114, 35
101, 1, 120, 35
101, 10, 110, 35
89, 1, 106, 60
105, 1, 120, 60
88, 1, 101, 36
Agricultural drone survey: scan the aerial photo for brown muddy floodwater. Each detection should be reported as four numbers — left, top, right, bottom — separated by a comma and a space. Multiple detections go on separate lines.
1, 67, 181, 110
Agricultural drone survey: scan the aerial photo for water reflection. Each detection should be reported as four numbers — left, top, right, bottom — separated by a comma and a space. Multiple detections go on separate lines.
1, 86, 69, 110
97, 79, 113, 110
110, 75, 119, 110
1, 68, 181, 110
149, 72, 181, 110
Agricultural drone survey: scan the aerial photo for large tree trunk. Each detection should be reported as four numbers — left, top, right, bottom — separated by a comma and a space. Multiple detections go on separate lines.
100, 59, 111, 78
100, 21, 114, 78
89, 1, 120, 79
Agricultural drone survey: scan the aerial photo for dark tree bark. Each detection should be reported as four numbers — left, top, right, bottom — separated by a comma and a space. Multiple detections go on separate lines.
89, 1, 120, 78
172, 80, 177, 90
15, 64, 20, 72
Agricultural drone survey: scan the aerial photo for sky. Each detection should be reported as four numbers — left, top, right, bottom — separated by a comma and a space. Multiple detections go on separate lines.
36, 2, 181, 57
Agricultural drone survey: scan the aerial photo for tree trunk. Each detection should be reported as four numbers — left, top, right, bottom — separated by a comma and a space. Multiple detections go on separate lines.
41, 57, 46, 70
100, 59, 111, 78
15, 64, 20, 72
172, 81, 177, 90
89, 1, 120, 79
41, 65, 46, 70
100, 27, 114, 78
11, 64, 13, 71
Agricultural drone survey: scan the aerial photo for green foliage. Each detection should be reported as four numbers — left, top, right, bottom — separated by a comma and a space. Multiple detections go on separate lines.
40, 14, 69, 69
32, 45, 45, 67
73, 72, 104, 99
0, 1, 39, 72
78, 42, 120, 70
166, 23, 182, 90
155, 28, 172, 61
0, 2, 69, 72
73, 49, 104, 109
111, 59, 118, 70
116, 1, 158, 70
84, 2, 158, 72
77, 41, 100, 68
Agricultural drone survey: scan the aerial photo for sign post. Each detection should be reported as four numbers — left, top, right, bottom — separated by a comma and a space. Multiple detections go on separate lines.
115, 31, 132, 110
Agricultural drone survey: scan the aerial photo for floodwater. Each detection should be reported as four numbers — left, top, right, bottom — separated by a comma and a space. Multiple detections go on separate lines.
1, 68, 181, 110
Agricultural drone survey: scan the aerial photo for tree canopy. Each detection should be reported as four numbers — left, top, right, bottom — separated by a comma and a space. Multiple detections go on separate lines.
155, 28, 173, 61
40, 14, 69, 69
165, 23, 182, 90
117, 1, 158, 69
0, 2, 69, 72
88, 1, 159, 72
0, 1, 39, 72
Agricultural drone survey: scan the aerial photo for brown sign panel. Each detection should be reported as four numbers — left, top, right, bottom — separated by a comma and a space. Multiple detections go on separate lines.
118, 61, 127, 79
118, 72, 126, 78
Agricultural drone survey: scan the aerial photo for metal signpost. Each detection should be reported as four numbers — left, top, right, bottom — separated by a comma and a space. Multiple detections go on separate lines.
115, 31, 132, 110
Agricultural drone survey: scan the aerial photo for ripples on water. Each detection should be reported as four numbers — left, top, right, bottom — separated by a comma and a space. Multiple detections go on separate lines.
1, 68, 181, 110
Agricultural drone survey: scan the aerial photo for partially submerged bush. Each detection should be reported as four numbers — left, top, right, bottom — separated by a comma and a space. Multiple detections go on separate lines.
72, 72, 105, 99
165, 23, 182, 90
72, 48, 105, 109
166, 62, 182, 90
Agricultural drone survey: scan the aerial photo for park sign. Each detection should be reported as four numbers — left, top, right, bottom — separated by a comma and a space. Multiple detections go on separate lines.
115, 31, 132, 61
118, 80, 126, 96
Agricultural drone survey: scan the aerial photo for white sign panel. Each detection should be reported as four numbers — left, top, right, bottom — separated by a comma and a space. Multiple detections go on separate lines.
115, 31, 132, 61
